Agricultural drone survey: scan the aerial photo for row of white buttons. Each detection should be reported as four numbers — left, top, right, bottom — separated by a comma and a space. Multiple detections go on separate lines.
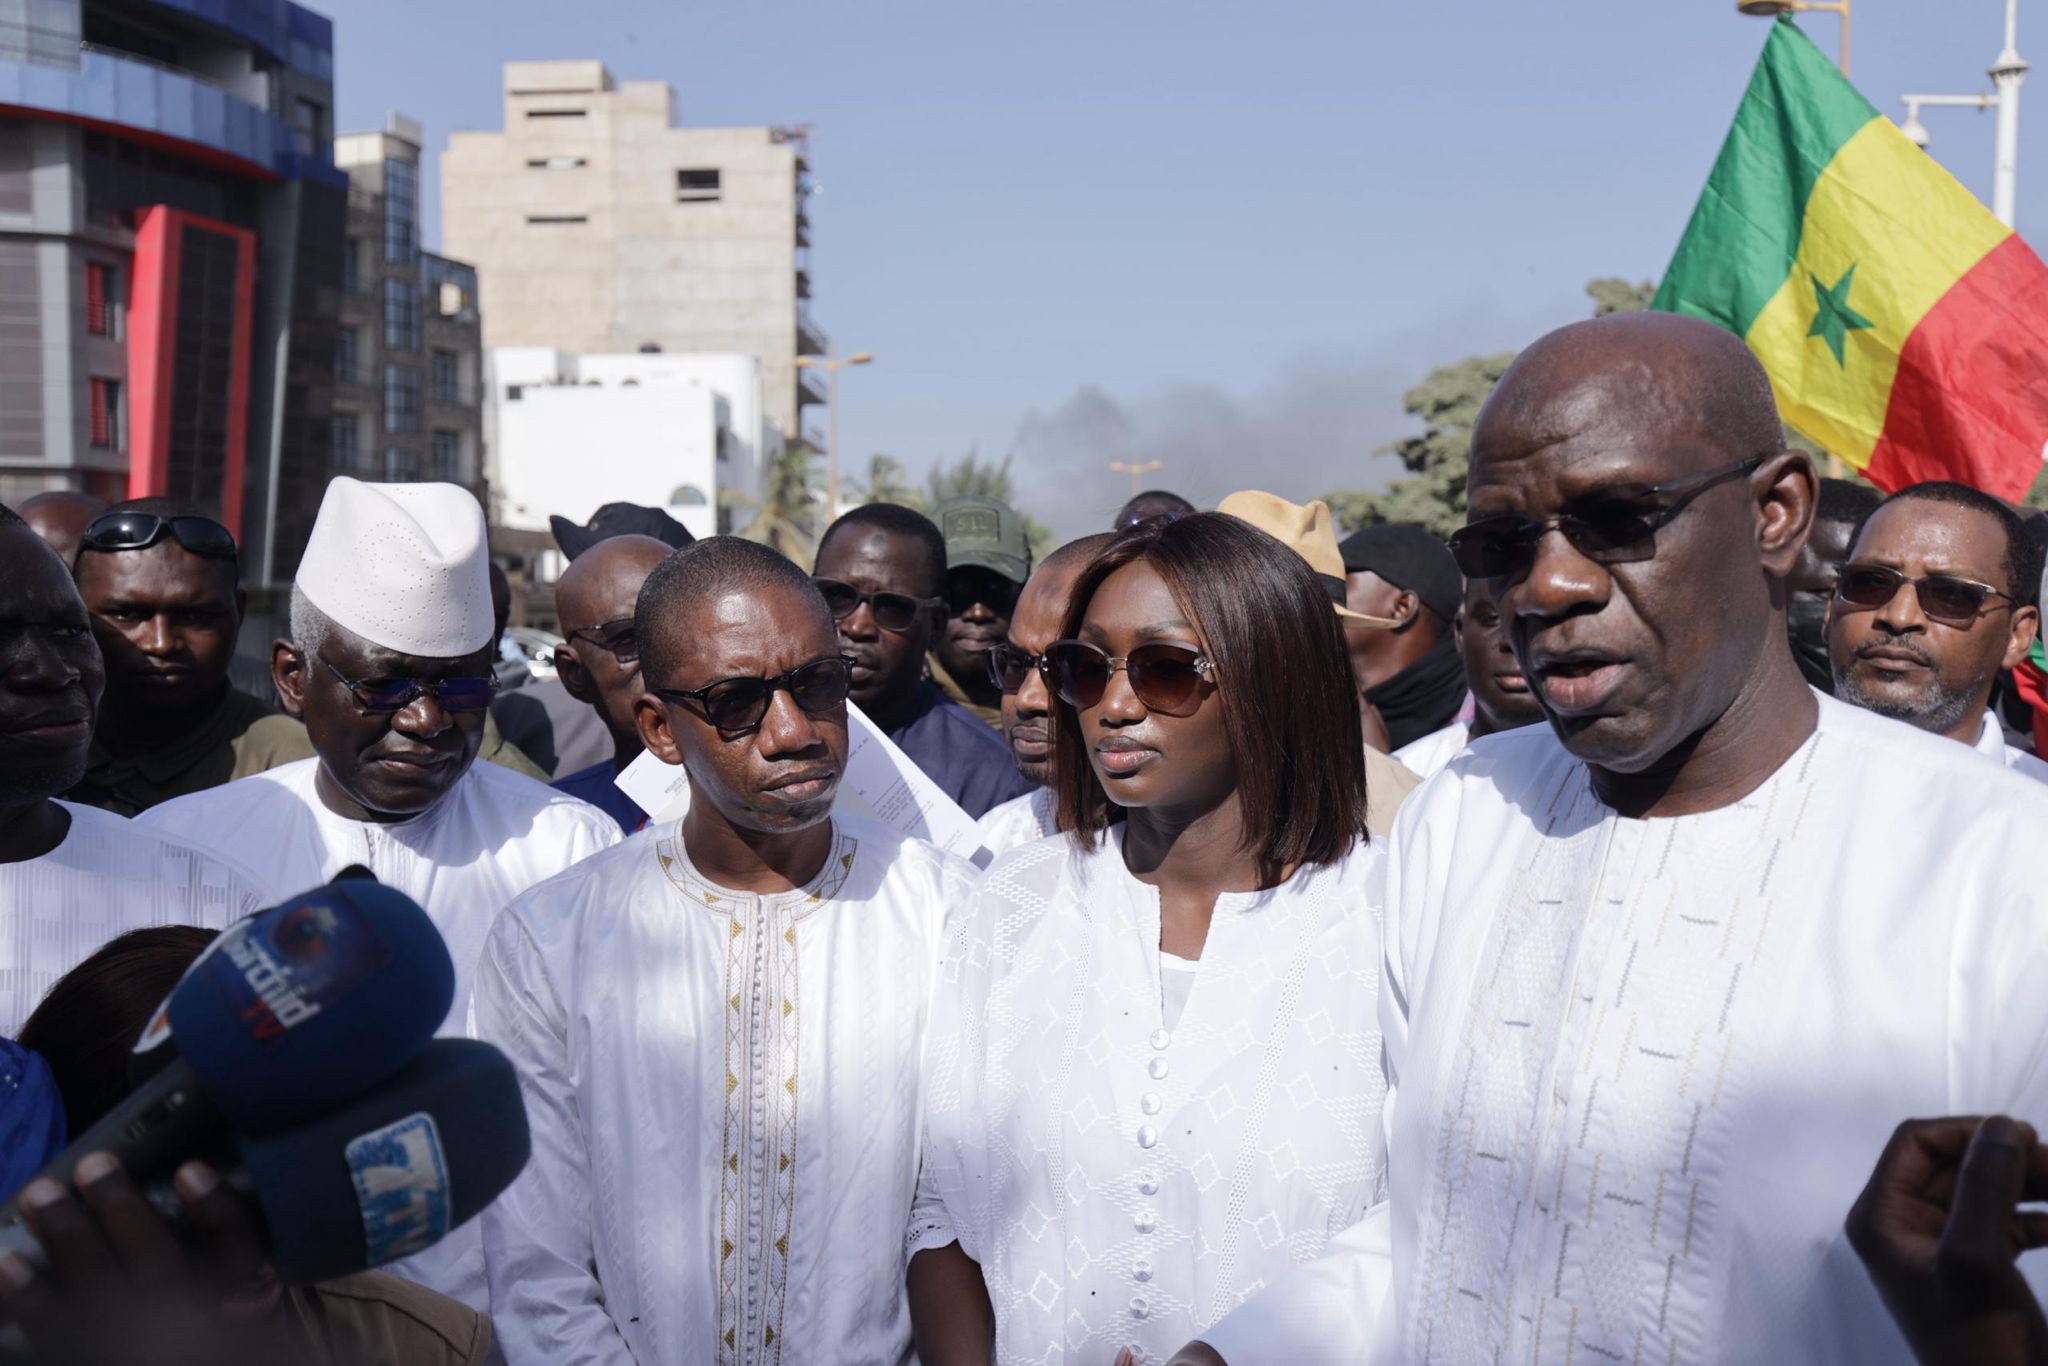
1135, 1028, 1170, 1315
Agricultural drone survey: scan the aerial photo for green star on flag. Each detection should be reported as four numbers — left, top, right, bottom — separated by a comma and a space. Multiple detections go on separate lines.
1808, 264, 1875, 366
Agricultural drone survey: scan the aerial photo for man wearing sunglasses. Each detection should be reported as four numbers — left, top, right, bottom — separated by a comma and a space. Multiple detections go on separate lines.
1827, 481, 2048, 780
1184, 313, 2048, 1366
813, 503, 1033, 819
546, 532, 674, 833
928, 494, 1032, 729
476, 536, 973, 1365
140, 478, 620, 1313
65, 498, 314, 816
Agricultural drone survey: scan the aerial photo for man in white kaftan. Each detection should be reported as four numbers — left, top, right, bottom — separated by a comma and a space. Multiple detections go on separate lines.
912, 829, 1386, 1363
973, 786, 1054, 859
476, 535, 974, 1365
140, 479, 619, 1311
477, 813, 969, 1364
1186, 311, 2048, 1366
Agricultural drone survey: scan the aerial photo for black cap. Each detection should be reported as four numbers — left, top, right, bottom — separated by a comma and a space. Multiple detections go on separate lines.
549, 503, 695, 561
1338, 524, 1462, 621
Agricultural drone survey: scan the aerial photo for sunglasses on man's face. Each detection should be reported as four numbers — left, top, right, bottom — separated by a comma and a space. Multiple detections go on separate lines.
986, 642, 1048, 694
652, 655, 854, 734
565, 618, 639, 665
812, 578, 938, 634
1446, 455, 1766, 580
1833, 563, 2016, 627
1044, 639, 1216, 716
319, 656, 498, 714
79, 511, 238, 561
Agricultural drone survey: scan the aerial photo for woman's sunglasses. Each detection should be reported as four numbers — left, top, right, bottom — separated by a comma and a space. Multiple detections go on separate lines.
79, 511, 238, 561
651, 655, 854, 734
1044, 640, 1216, 716
812, 578, 940, 634
1833, 563, 2016, 627
1445, 455, 1764, 579
985, 642, 1047, 694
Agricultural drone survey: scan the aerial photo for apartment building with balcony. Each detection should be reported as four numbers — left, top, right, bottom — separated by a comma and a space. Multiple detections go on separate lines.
0, 0, 346, 586
440, 60, 825, 446
332, 112, 484, 503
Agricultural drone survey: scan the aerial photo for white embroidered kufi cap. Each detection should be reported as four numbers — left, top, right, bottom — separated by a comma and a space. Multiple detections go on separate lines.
296, 477, 493, 658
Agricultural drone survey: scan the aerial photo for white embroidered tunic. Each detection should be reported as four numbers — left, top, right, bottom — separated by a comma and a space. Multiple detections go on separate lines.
1201, 692, 2048, 1365
0, 801, 270, 1033
1971, 708, 2048, 781
1391, 721, 1469, 781
140, 756, 619, 1311
475, 814, 972, 1366
974, 787, 1056, 859
911, 829, 1388, 1365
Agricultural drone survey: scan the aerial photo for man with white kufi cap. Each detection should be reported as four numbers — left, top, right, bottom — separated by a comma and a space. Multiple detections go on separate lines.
141, 477, 621, 1312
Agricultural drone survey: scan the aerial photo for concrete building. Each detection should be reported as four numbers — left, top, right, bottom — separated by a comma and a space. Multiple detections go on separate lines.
488, 346, 767, 550
440, 60, 826, 442
0, 0, 347, 586
333, 113, 484, 502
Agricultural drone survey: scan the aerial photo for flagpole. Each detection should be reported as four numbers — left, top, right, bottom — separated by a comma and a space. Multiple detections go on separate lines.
1992, 0, 2028, 228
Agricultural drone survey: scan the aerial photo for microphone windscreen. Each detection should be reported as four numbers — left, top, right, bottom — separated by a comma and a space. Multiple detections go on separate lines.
164, 879, 455, 1134
238, 1038, 531, 1284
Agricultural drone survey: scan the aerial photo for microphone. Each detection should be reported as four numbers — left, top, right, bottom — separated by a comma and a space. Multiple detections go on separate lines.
0, 1039, 532, 1285
4, 877, 454, 1220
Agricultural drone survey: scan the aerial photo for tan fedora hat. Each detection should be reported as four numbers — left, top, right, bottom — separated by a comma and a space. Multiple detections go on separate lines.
1217, 490, 1401, 628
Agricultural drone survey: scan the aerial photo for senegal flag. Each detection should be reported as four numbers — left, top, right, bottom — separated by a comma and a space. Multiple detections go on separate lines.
1654, 18, 2048, 499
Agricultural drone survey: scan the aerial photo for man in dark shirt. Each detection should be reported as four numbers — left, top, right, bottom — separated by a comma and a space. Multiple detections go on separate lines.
66, 498, 311, 815
548, 534, 674, 834
1338, 523, 1469, 750
813, 504, 1033, 819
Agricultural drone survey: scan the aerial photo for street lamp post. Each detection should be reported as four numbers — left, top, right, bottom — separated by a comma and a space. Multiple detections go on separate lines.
1897, 0, 2027, 227
1737, 0, 1852, 73
1109, 459, 1164, 497
794, 351, 874, 515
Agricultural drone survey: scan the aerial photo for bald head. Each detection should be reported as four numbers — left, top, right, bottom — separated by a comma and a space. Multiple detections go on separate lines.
1477, 313, 1785, 478
1001, 532, 1115, 783
556, 534, 674, 635
19, 491, 108, 568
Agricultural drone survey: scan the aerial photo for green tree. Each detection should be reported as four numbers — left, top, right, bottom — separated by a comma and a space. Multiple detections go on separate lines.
725, 441, 821, 563
1586, 277, 1658, 316
853, 454, 928, 511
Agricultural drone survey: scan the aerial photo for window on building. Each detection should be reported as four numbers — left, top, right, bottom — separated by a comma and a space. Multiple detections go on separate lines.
430, 348, 462, 404
505, 385, 524, 402
525, 155, 587, 168
85, 262, 116, 336
525, 215, 589, 226
292, 98, 326, 159
524, 108, 587, 119
382, 156, 417, 262
675, 168, 721, 203
88, 377, 120, 449
383, 278, 418, 351
341, 239, 360, 295
385, 447, 419, 481
670, 484, 709, 507
384, 364, 419, 433
333, 411, 360, 469
334, 328, 357, 383
430, 429, 461, 482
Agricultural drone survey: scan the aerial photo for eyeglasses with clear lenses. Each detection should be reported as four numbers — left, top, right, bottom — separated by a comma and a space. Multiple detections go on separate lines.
565, 617, 639, 665
985, 642, 1048, 694
1446, 455, 1766, 580
319, 657, 498, 714
651, 655, 855, 734
812, 578, 941, 634
1044, 639, 1216, 716
1832, 563, 2016, 626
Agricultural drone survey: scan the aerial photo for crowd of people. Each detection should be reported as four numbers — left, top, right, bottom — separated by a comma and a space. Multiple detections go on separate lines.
1, 309, 2045, 1364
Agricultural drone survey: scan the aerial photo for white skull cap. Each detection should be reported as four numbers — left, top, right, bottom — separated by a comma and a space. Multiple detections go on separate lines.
296, 477, 493, 658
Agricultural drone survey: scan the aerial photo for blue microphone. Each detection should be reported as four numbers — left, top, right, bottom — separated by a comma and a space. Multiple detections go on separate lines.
3, 877, 453, 1219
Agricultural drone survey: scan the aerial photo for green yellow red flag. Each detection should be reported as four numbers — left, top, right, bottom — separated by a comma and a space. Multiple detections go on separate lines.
1653, 18, 2048, 499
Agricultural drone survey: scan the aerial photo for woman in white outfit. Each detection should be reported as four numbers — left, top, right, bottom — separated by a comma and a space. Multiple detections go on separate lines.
907, 511, 1389, 1365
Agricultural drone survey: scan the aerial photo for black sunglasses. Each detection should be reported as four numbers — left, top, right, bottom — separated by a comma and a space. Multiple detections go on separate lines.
945, 571, 1022, 618
1446, 455, 1767, 580
565, 617, 639, 665
986, 641, 1049, 694
79, 511, 238, 561
652, 655, 854, 734
319, 656, 498, 714
813, 578, 941, 634
1833, 563, 2017, 627
1044, 639, 1216, 716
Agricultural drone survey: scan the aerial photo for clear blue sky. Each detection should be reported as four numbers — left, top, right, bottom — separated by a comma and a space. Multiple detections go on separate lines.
324, 0, 2046, 536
